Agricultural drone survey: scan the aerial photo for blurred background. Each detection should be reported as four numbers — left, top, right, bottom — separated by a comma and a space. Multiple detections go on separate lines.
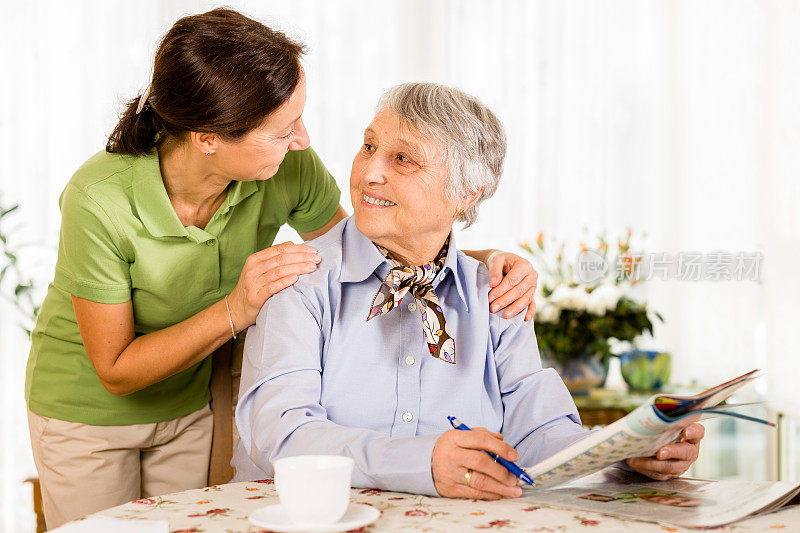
1, 1, 798, 531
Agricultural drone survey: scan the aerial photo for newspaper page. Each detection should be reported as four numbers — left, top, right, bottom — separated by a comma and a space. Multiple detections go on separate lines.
522, 370, 761, 488
519, 466, 800, 529
523, 403, 696, 488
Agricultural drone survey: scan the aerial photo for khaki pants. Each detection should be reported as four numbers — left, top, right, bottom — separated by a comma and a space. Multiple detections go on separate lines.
27, 405, 213, 530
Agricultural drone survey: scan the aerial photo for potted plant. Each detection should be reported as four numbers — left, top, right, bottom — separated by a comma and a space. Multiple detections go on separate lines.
0, 200, 40, 336
521, 230, 662, 394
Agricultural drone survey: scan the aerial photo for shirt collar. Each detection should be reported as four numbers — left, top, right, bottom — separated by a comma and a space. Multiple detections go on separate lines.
131, 151, 258, 238
338, 217, 469, 311
339, 217, 388, 284
222, 180, 258, 211
437, 232, 469, 311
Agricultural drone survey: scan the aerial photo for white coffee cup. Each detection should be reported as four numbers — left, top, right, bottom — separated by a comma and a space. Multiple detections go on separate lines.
273, 455, 355, 526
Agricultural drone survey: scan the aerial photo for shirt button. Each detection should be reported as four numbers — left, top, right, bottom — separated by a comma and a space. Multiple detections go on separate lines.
206, 240, 216, 246
437, 272, 446, 282
402, 411, 413, 422
407, 302, 417, 312
405, 355, 415, 366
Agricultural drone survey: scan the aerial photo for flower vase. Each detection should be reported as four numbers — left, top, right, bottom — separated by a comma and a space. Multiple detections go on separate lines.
619, 350, 671, 391
541, 350, 609, 395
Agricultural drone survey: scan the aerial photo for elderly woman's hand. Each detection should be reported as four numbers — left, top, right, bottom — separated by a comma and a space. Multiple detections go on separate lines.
431, 428, 523, 500
486, 251, 539, 321
626, 423, 705, 480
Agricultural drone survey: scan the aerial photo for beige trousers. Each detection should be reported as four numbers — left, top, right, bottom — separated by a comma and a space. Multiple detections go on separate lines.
27, 405, 213, 530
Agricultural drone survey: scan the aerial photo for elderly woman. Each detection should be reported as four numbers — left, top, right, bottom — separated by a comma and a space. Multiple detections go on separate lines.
233, 83, 704, 499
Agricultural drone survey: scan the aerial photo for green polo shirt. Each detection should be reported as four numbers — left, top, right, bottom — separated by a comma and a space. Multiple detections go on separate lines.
24, 147, 340, 425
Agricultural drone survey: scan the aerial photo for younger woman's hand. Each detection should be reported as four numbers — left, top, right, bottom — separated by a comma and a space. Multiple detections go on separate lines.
227, 241, 320, 330
486, 251, 539, 321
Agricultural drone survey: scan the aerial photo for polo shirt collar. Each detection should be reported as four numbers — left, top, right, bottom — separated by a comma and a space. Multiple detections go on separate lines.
222, 180, 258, 211
132, 152, 186, 238
339, 217, 469, 311
132, 151, 259, 238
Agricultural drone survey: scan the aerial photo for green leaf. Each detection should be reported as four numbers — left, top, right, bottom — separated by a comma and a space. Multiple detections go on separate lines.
0, 204, 19, 217
4, 251, 16, 263
14, 282, 32, 297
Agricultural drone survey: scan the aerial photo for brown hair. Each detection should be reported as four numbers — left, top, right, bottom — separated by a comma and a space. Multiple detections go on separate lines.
107, 8, 306, 155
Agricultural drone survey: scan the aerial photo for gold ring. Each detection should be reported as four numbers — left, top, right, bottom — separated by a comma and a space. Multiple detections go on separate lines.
465, 469, 473, 487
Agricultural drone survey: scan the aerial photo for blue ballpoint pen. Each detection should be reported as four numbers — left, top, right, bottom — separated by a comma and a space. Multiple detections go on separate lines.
447, 416, 534, 486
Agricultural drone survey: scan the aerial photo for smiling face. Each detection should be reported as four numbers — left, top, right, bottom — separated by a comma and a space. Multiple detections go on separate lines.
350, 109, 462, 264
207, 74, 310, 182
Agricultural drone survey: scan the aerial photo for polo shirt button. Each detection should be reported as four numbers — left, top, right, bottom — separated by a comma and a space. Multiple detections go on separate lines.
405, 355, 415, 366
402, 411, 413, 422
407, 302, 416, 312
206, 240, 216, 246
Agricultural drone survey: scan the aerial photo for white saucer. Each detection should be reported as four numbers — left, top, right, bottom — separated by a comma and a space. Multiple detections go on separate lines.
249, 502, 380, 532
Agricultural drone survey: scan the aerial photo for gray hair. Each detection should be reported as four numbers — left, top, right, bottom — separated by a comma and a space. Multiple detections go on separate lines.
376, 82, 506, 228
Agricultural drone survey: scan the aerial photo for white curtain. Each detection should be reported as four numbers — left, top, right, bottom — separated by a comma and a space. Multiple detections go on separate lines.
2, 1, 798, 530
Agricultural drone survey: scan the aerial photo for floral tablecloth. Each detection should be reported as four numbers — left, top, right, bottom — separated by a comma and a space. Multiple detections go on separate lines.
91, 480, 799, 532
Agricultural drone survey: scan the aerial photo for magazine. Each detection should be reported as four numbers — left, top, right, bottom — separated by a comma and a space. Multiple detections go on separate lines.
520, 466, 800, 529
522, 369, 770, 488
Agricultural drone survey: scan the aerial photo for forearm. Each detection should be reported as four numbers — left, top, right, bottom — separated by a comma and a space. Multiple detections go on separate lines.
103, 299, 234, 395
492, 315, 587, 465
501, 368, 587, 465
268, 417, 438, 494
514, 417, 589, 467
462, 248, 497, 264
239, 389, 439, 495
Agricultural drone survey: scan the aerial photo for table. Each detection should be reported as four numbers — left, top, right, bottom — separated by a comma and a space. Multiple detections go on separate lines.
90, 480, 800, 532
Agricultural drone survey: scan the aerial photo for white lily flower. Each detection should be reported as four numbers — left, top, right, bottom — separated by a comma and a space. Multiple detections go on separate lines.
586, 283, 623, 315
549, 284, 590, 311
537, 303, 560, 323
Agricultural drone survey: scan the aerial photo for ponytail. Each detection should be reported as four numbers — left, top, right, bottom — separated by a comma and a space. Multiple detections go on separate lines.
106, 95, 164, 155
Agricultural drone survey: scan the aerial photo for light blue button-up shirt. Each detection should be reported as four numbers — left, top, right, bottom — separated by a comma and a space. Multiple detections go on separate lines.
232, 217, 589, 495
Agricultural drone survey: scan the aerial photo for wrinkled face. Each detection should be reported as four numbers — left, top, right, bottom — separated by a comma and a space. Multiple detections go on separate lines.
211, 75, 310, 181
350, 108, 459, 254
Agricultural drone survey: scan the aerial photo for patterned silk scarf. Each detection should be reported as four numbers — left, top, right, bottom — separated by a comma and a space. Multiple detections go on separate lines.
367, 237, 456, 364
